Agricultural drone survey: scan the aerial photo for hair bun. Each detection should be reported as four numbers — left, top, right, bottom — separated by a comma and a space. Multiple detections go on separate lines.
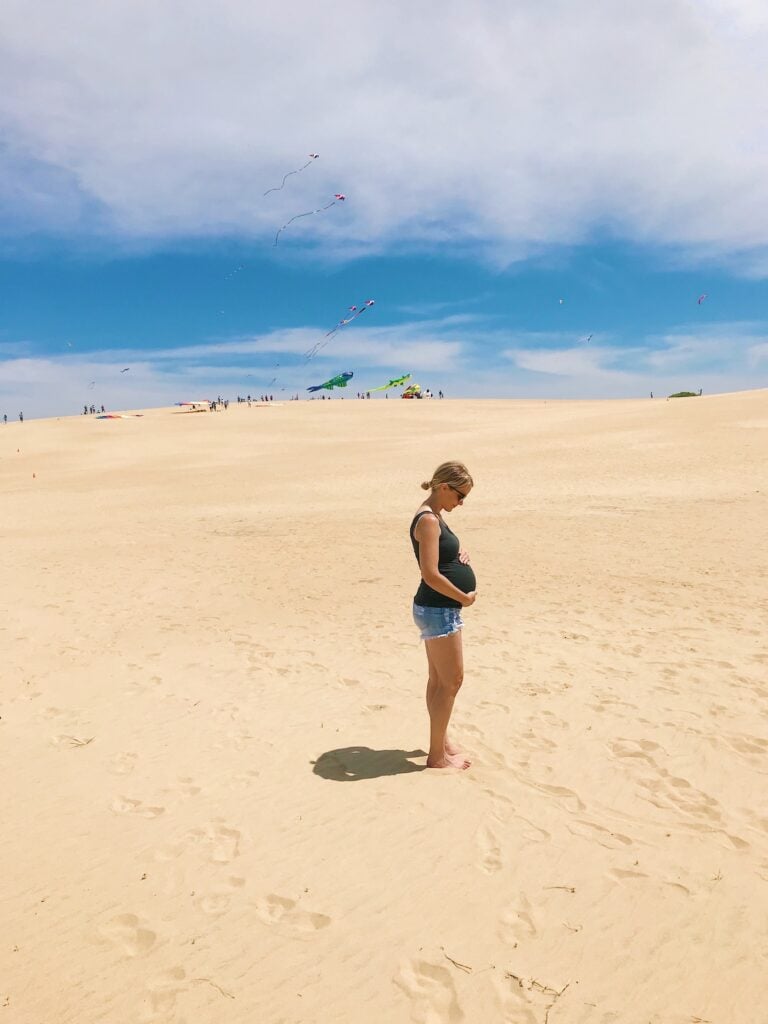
420, 480, 431, 490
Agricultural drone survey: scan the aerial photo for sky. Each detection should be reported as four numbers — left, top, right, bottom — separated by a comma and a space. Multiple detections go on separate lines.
1, 0, 768, 416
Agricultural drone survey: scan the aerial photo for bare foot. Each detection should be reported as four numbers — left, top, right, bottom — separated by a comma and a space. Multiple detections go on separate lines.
446, 751, 471, 770
426, 753, 471, 770
445, 736, 462, 756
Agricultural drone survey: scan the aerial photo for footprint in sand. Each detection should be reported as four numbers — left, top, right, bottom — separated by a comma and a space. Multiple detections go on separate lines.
141, 966, 187, 1023
126, 674, 164, 695
476, 823, 503, 874
112, 796, 165, 818
163, 776, 200, 799
231, 769, 261, 788
394, 959, 463, 1024
98, 913, 157, 957
459, 724, 508, 768
477, 700, 510, 714
494, 973, 553, 1024
723, 733, 768, 755
254, 894, 331, 936
196, 876, 246, 916
521, 779, 584, 813
609, 867, 648, 883
567, 819, 633, 850
153, 841, 185, 863
108, 752, 138, 776
38, 706, 82, 725
186, 821, 241, 863
517, 816, 551, 844
499, 894, 538, 946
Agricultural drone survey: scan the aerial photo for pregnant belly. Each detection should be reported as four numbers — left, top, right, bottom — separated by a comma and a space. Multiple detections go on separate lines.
442, 560, 476, 594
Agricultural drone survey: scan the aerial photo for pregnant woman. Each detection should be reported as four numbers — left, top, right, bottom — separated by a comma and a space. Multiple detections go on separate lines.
410, 461, 477, 770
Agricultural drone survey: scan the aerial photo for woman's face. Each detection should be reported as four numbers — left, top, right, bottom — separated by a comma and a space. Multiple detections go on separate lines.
443, 482, 471, 509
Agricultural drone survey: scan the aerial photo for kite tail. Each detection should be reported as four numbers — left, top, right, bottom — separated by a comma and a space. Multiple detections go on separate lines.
273, 197, 344, 245
263, 158, 315, 197
274, 209, 315, 246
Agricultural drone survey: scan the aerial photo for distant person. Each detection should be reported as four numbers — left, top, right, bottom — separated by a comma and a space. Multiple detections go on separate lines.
3, 414, 6, 424
19, 412, 23, 422
410, 461, 476, 770
439, 390, 443, 399
650, 392, 653, 399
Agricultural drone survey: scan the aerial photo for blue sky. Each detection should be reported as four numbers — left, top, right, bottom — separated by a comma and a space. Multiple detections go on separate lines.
1, 1, 768, 416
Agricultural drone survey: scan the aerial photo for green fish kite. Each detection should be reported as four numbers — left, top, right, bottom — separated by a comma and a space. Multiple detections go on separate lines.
307, 371, 354, 392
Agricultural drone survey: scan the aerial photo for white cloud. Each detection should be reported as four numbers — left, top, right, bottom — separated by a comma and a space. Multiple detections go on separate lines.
746, 341, 768, 366
503, 343, 630, 379
1, 1, 768, 263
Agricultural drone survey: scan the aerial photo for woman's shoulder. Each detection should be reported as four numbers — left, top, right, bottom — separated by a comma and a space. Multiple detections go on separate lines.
411, 507, 441, 536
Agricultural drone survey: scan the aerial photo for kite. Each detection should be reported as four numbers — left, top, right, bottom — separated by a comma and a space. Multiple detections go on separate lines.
697, 293, 708, 305
120, 367, 130, 373
326, 299, 375, 337
274, 194, 346, 246
307, 371, 354, 392
264, 154, 319, 196
303, 298, 376, 361
87, 381, 96, 389
370, 373, 411, 392
582, 334, 593, 343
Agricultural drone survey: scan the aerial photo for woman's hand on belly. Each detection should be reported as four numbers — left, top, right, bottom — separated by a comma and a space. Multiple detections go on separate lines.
459, 549, 470, 564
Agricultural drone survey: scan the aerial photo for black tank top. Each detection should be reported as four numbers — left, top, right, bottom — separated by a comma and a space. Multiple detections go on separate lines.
410, 510, 477, 608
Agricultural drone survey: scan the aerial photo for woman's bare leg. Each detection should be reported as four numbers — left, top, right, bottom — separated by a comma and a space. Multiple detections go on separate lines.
424, 631, 470, 769
426, 644, 462, 756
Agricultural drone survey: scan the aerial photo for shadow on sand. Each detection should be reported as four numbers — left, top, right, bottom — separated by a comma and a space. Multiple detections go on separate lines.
312, 746, 427, 781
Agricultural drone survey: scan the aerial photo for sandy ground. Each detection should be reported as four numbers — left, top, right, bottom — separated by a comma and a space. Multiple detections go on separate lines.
1, 390, 767, 1024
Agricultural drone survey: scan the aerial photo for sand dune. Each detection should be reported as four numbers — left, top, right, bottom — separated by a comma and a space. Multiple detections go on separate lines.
2, 390, 767, 1023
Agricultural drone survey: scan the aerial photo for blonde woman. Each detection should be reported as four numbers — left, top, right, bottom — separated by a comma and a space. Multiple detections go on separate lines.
410, 462, 477, 769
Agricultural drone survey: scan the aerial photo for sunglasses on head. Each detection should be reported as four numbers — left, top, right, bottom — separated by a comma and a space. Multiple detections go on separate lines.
449, 484, 468, 501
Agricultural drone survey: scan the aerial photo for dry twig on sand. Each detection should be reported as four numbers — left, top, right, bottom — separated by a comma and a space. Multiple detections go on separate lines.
192, 978, 235, 999
441, 948, 473, 973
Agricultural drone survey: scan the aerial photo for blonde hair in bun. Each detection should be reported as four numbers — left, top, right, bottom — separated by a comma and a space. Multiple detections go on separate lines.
420, 461, 473, 492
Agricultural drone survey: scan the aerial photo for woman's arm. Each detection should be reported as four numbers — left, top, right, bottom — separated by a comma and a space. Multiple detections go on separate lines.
415, 515, 475, 606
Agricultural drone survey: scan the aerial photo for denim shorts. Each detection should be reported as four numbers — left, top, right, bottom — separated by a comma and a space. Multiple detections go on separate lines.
412, 602, 464, 641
